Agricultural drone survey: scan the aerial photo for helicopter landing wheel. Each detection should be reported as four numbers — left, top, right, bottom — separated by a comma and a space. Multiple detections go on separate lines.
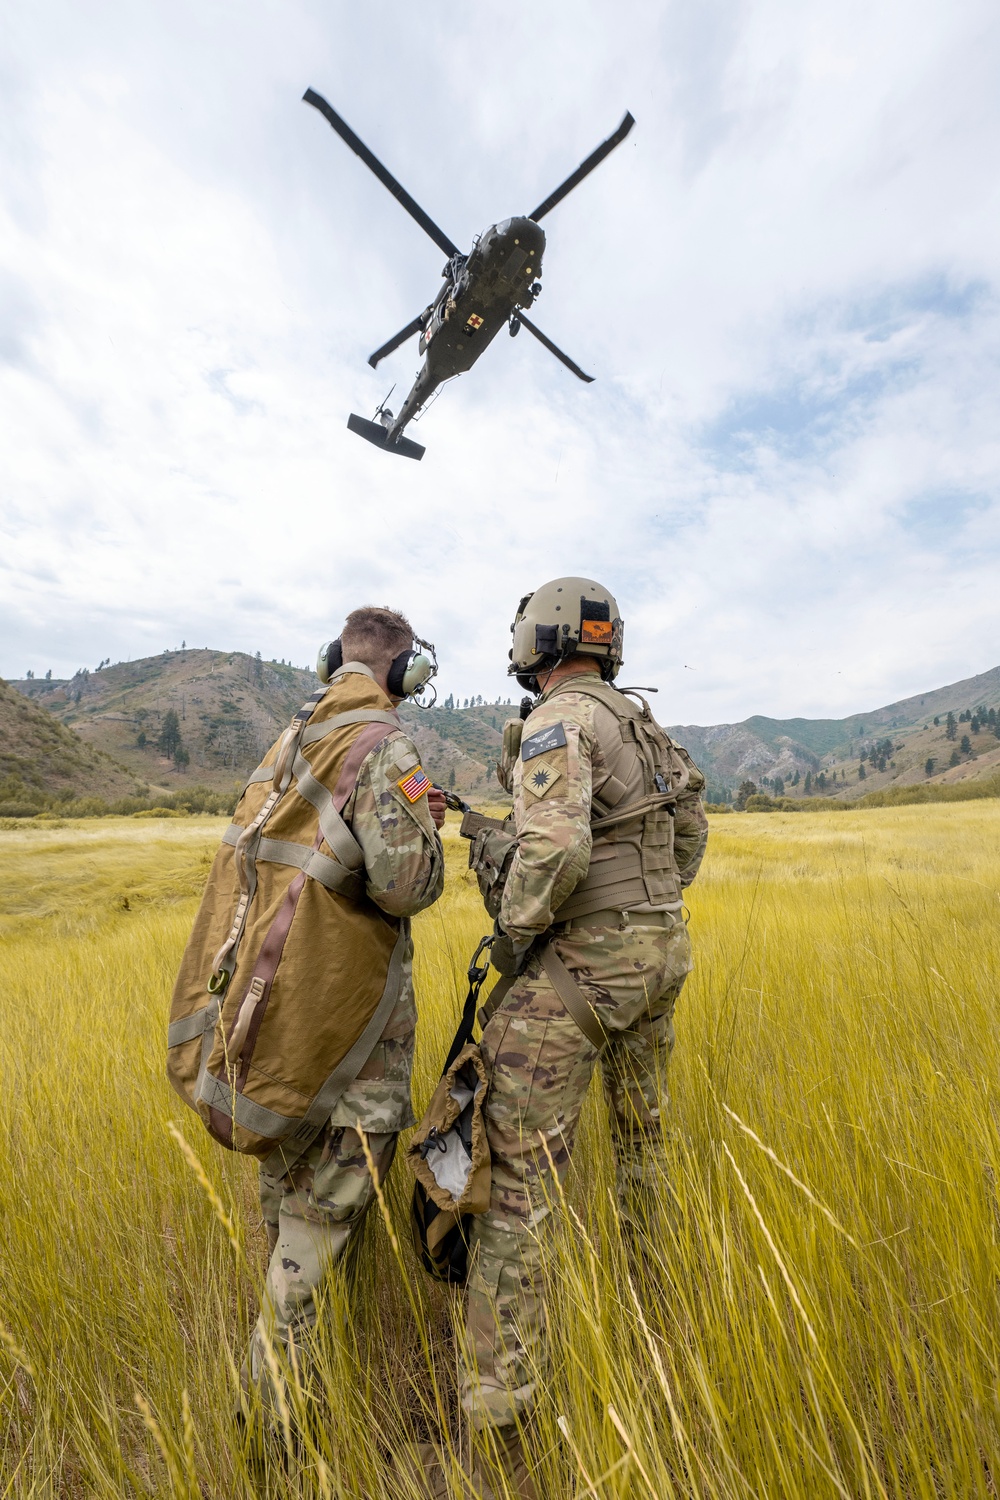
509, 315, 521, 337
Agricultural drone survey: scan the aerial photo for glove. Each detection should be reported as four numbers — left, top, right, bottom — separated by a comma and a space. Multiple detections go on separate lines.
469, 826, 519, 920
490, 922, 532, 977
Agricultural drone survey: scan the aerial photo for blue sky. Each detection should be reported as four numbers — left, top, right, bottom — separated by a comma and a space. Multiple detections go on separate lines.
2, 0, 998, 722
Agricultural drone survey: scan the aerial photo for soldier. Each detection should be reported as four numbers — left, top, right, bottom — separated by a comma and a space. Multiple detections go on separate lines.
198, 607, 447, 1408
461, 578, 708, 1499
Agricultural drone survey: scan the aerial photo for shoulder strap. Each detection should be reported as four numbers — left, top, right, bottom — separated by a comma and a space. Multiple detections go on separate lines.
211, 689, 327, 985
540, 943, 609, 1051
300, 708, 400, 747
471, 938, 609, 1054
542, 676, 690, 816
542, 675, 637, 722
441, 935, 496, 1071
241, 707, 400, 786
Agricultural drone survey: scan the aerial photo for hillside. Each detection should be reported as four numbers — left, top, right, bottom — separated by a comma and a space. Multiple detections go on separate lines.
11, 652, 1000, 807
671, 663, 1000, 802
13, 651, 323, 796
0, 676, 142, 813
11, 651, 515, 798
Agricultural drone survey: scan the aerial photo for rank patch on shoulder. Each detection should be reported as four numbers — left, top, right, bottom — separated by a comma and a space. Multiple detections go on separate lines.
524, 761, 562, 799
397, 765, 430, 802
521, 722, 567, 762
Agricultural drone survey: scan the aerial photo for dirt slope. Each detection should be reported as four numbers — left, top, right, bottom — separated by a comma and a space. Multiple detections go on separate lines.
0, 677, 140, 812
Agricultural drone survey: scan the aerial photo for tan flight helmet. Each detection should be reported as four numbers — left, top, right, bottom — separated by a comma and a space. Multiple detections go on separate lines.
509, 576, 624, 692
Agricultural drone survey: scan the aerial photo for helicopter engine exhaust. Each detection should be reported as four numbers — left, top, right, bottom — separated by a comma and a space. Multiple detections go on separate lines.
347, 413, 426, 460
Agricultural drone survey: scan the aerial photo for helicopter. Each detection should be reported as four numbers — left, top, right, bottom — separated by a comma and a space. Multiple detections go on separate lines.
303, 88, 635, 460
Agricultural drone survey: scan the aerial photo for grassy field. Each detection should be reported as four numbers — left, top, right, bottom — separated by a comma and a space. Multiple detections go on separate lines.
1, 804, 999, 1496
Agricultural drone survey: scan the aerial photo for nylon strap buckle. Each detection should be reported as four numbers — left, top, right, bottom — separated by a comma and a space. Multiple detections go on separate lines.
467, 933, 495, 990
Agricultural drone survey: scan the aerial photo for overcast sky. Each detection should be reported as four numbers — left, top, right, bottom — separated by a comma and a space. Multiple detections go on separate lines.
2, 0, 998, 722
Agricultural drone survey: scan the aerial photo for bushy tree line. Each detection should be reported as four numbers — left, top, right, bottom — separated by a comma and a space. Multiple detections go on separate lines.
743, 769, 1000, 815
0, 784, 235, 822
440, 695, 513, 711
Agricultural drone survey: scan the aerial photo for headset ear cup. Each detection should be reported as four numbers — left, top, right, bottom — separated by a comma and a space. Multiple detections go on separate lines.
316, 638, 343, 684
401, 653, 434, 697
386, 648, 411, 698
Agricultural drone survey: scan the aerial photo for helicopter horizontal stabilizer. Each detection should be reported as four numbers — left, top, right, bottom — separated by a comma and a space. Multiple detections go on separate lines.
347, 413, 426, 461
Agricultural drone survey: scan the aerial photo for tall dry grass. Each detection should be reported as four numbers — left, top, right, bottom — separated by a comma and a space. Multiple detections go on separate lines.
0, 805, 998, 1496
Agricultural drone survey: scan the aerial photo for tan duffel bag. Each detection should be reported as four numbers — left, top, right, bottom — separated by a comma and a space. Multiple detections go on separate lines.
167, 665, 412, 1179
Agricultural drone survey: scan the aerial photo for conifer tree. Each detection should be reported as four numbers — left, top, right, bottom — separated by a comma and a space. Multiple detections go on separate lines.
158, 710, 182, 759
735, 780, 758, 811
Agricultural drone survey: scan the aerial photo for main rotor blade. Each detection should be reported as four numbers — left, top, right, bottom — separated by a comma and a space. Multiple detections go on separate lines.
518, 313, 595, 382
528, 111, 635, 222
303, 89, 460, 258
368, 314, 426, 369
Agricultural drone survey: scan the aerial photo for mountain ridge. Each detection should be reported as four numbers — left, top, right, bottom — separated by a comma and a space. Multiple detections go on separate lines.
8, 652, 1000, 806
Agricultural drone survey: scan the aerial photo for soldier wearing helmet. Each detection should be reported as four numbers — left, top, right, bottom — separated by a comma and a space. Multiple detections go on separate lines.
460, 578, 708, 1496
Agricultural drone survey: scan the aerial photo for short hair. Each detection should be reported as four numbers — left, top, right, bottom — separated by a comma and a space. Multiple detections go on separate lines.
340, 606, 413, 670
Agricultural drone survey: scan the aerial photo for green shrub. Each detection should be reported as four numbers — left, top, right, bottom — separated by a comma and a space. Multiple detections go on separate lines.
61, 798, 111, 818
0, 801, 49, 819
745, 793, 851, 814
858, 772, 1000, 809
742, 772, 1000, 815
0, 781, 235, 822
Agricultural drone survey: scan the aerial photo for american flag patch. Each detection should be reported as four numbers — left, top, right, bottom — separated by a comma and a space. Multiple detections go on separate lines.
397, 765, 431, 802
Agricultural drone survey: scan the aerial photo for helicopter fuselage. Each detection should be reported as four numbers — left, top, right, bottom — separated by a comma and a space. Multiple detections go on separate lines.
304, 89, 633, 457
384, 216, 546, 442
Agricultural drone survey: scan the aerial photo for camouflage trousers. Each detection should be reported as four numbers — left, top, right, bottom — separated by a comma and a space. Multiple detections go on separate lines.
460, 912, 693, 1430
247, 1011, 415, 1392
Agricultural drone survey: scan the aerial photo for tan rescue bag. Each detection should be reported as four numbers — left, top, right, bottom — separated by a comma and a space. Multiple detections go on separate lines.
166, 669, 408, 1178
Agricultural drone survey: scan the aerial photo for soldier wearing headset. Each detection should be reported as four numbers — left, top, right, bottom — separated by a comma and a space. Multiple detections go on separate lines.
243, 605, 447, 1409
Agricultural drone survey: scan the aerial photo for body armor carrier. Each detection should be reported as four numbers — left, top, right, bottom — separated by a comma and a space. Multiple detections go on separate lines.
542, 677, 690, 921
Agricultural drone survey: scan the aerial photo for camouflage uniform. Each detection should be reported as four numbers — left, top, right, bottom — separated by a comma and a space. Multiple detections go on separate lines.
249, 733, 443, 1386
461, 673, 707, 1429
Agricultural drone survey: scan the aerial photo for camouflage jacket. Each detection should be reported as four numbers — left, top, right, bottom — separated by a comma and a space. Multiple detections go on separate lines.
341, 732, 444, 919
500, 674, 708, 946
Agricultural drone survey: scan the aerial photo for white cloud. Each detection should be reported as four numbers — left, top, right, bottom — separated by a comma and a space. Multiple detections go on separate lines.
1, 0, 998, 723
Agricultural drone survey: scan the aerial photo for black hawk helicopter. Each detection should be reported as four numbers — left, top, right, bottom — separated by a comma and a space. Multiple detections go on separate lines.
303, 89, 634, 460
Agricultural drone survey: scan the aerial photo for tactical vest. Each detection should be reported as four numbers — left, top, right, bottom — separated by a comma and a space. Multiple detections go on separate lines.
538, 677, 690, 921
167, 666, 410, 1177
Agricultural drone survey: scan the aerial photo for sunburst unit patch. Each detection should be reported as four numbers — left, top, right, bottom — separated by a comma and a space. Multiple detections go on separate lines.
524, 761, 562, 799
397, 765, 431, 802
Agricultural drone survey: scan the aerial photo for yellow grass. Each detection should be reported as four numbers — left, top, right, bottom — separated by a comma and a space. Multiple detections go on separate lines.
1, 805, 999, 1496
